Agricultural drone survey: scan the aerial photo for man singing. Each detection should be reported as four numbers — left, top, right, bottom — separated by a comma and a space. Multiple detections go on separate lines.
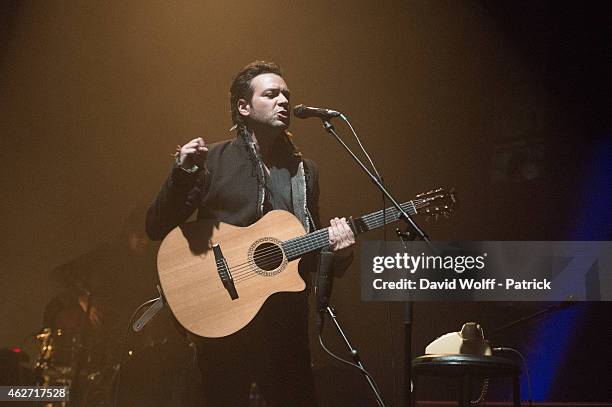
146, 61, 354, 406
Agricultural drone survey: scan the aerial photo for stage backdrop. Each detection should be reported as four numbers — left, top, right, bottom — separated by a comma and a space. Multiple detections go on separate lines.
1, 1, 610, 403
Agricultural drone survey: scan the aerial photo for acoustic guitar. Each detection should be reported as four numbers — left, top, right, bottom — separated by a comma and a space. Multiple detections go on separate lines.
157, 188, 455, 338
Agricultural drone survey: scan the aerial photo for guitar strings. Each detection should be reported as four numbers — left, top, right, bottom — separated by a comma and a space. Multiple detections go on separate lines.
230, 233, 329, 279
232, 198, 424, 270
176, 198, 440, 290
228, 196, 444, 279
231, 232, 401, 283
229, 231, 332, 280
229, 215, 398, 279
231, 221, 331, 283
225, 199, 430, 280
224, 230, 329, 277
230, 235, 376, 283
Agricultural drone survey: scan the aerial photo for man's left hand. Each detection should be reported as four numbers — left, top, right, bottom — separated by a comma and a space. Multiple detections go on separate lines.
328, 217, 355, 256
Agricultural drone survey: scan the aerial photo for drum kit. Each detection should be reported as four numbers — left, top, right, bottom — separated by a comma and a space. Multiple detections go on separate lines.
29, 292, 198, 407
33, 295, 120, 407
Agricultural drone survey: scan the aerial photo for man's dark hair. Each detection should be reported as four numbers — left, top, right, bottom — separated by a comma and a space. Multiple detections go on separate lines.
229, 61, 284, 128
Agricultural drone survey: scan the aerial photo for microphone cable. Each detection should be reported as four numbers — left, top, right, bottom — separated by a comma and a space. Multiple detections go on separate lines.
317, 332, 386, 407
493, 346, 533, 407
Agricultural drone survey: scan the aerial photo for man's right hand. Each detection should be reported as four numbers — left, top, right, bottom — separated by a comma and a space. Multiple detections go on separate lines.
177, 137, 208, 171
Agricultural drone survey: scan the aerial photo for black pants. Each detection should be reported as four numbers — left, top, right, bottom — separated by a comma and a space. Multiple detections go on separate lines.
194, 292, 317, 407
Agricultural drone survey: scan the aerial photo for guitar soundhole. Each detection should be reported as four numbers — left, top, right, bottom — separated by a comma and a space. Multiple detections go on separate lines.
253, 242, 284, 271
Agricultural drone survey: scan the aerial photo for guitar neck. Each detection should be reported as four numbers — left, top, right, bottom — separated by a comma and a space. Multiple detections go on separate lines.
282, 200, 419, 260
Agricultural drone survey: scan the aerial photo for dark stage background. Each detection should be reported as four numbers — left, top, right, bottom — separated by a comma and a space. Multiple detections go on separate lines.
1, 1, 611, 404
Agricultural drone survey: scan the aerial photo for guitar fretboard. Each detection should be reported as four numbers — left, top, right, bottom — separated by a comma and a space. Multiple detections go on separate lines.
281, 200, 420, 260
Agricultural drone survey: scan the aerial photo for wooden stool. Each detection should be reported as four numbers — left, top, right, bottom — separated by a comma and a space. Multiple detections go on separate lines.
411, 354, 521, 407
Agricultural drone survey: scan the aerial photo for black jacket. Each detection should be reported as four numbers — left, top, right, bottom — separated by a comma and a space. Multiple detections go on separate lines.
146, 132, 353, 295
146, 133, 321, 241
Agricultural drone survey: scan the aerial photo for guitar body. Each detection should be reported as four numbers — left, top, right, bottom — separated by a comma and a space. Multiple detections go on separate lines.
157, 210, 307, 338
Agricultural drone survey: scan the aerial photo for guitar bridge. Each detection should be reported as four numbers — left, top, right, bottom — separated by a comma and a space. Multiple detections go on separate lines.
212, 244, 238, 300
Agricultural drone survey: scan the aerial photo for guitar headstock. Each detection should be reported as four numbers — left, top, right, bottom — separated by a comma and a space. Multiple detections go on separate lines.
414, 187, 457, 220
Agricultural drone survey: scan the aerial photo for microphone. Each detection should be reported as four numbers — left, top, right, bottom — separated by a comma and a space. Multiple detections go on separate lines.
293, 104, 341, 120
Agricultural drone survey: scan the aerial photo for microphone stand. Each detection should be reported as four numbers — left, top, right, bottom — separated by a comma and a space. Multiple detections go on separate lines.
317, 250, 386, 406
320, 117, 431, 407
323, 306, 387, 407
